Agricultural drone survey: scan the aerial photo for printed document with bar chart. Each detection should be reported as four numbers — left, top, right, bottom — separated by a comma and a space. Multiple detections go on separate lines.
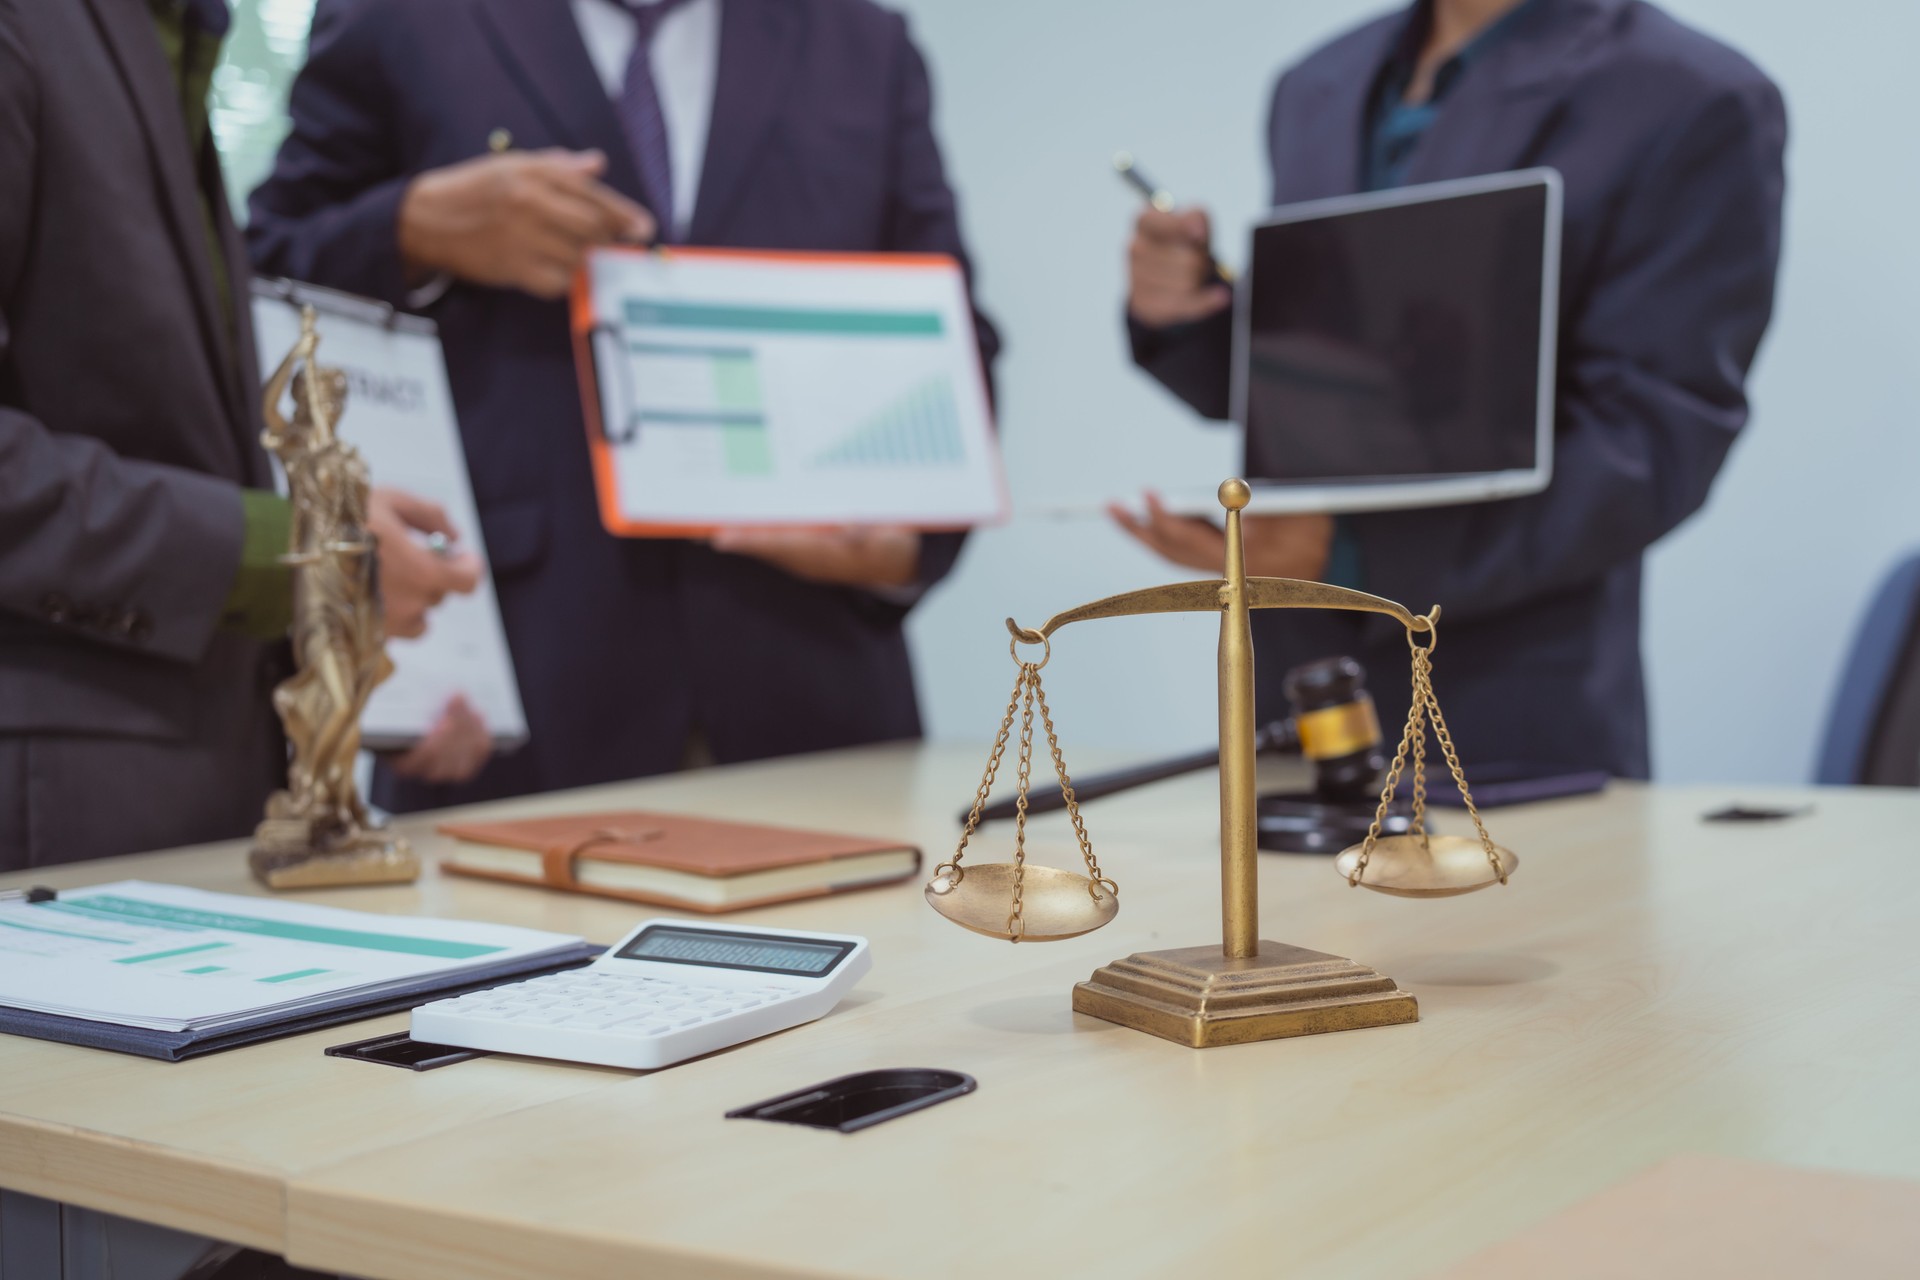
573, 247, 1007, 533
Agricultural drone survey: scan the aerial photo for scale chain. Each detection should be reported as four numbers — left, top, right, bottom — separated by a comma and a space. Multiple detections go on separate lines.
1031, 673, 1111, 897
1348, 651, 1430, 886
933, 637, 1114, 940
1348, 637, 1507, 887
1008, 671, 1039, 940
1409, 651, 1431, 847
936, 665, 1028, 887
1418, 664, 1507, 884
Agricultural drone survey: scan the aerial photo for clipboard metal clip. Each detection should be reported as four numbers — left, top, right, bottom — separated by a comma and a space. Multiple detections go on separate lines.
586, 321, 645, 446
256, 275, 406, 332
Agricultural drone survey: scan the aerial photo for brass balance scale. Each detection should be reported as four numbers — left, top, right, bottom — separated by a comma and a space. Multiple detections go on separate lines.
926, 478, 1518, 1048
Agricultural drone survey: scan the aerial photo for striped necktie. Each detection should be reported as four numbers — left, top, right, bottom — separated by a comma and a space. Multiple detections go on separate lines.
616, 0, 697, 241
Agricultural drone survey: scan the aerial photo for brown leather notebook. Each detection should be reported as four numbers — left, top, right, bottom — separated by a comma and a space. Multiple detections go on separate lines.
436, 811, 922, 914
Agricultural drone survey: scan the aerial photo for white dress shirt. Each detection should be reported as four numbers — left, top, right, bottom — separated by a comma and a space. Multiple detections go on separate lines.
571, 0, 721, 240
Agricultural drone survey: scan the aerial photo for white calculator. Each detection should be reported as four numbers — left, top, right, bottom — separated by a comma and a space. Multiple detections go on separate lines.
411, 919, 871, 1070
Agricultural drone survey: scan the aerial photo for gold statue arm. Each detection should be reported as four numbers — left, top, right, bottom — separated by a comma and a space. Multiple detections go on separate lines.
1008, 580, 1226, 643
1008, 577, 1436, 644
261, 309, 320, 445
1243, 578, 1435, 634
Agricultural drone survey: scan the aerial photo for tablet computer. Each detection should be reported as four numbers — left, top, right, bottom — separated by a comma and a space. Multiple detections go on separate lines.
1173, 168, 1562, 516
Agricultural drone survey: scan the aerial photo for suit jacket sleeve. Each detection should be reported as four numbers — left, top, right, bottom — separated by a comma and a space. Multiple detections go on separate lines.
243, 0, 414, 306
878, 12, 999, 593
0, 12, 243, 665
1123, 71, 1295, 420
1354, 81, 1787, 625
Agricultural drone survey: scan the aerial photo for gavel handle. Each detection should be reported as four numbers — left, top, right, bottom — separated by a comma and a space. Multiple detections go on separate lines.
966, 720, 1299, 824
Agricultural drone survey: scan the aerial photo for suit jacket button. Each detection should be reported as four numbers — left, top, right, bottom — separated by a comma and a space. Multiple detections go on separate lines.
40, 593, 73, 624
109, 609, 152, 644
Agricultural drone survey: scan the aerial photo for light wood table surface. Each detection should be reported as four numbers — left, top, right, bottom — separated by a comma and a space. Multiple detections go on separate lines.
4, 745, 1918, 1279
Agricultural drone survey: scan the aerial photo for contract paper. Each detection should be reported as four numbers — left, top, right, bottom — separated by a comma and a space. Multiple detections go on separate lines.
575, 248, 1008, 532
251, 282, 528, 750
0, 882, 583, 1032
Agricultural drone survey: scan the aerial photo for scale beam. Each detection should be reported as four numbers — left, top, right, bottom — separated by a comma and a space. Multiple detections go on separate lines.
1007, 580, 1433, 647
1006, 581, 1223, 643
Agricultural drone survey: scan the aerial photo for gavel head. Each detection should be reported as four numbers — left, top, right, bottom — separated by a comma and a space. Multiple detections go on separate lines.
1283, 656, 1387, 802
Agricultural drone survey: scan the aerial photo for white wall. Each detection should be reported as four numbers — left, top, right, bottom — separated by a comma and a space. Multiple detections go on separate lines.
892, 0, 1920, 783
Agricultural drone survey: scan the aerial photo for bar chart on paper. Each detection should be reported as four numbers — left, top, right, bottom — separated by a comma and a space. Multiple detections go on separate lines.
578, 250, 1006, 532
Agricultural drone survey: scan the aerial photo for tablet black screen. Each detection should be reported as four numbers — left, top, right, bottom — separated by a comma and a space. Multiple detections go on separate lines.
1241, 179, 1551, 483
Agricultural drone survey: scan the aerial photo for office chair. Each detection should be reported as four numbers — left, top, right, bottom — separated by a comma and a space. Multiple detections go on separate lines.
1815, 551, 1920, 786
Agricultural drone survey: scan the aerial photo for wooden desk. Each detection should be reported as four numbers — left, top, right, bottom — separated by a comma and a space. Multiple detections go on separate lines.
3, 746, 1917, 1279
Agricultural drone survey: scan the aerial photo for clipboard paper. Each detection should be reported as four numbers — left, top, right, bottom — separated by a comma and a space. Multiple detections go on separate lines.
571, 247, 1008, 537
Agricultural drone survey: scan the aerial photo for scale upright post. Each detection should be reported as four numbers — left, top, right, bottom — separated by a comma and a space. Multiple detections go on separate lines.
1217, 479, 1260, 961
1069, 480, 1419, 1046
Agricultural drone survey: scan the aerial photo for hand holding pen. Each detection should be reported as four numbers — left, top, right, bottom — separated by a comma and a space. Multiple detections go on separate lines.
1116, 151, 1235, 328
396, 144, 658, 302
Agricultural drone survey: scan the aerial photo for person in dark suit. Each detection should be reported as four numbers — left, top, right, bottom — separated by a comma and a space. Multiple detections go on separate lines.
248, 0, 998, 810
0, 0, 477, 869
1116, 0, 1785, 778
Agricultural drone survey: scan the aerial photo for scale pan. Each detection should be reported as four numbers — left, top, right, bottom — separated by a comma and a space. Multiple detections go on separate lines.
1334, 834, 1518, 898
925, 863, 1118, 941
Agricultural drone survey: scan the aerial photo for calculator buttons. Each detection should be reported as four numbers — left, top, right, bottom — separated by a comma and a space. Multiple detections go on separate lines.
410, 921, 870, 1070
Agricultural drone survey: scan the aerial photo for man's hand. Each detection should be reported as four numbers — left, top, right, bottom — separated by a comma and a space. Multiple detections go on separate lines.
389, 695, 493, 785
1128, 206, 1233, 328
1109, 492, 1334, 580
397, 149, 656, 299
366, 487, 484, 639
709, 526, 921, 589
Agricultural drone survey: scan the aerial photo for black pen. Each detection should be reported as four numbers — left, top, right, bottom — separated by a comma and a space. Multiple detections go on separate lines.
0, 886, 58, 903
1113, 151, 1235, 284
965, 719, 1298, 825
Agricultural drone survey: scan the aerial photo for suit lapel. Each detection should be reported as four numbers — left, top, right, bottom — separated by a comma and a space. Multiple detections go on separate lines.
206, 143, 272, 484
473, 0, 648, 204
1403, 0, 1623, 183
78, 0, 245, 463
688, 0, 805, 243
1272, 13, 1410, 202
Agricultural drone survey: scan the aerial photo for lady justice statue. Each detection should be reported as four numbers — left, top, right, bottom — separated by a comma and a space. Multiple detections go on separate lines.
249, 308, 419, 888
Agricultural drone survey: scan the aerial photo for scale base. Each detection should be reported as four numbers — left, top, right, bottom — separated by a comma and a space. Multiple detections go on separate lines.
1072, 940, 1418, 1048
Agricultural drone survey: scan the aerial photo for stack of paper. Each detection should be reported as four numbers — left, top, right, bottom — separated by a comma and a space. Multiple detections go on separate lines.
0, 882, 588, 1037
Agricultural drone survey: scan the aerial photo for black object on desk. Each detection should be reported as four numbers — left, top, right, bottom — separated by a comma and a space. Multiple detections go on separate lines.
1703, 803, 1814, 823
968, 720, 1297, 825
1407, 761, 1610, 809
728, 1069, 976, 1133
326, 1030, 488, 1071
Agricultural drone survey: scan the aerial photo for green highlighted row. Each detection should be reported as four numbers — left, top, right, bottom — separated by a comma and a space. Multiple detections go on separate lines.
625, 301, 943, 337
0, 916, 126, 944
116, 942, 229, 965
58, 896, 503, 960
259, 968, 330, 984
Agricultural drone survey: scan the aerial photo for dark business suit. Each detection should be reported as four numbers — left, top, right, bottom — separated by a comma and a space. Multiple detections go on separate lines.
1132, 0, 1785, 778
0, 0, 285, 866
249, 0, 997, 810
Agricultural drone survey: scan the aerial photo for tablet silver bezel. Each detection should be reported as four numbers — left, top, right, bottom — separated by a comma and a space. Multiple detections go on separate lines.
1227, 167, 1563, 513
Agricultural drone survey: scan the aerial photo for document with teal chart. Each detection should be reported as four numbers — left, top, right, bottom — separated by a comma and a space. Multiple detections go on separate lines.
575, 248, 1007, 534
0, 881, 585, 1033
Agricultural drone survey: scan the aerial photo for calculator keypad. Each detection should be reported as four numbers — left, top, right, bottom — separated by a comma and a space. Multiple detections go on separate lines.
410, 921, 870, 1071
428, 972, 796, 1037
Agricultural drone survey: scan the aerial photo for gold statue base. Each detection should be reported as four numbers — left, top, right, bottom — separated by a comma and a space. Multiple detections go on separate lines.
1072, 941, 1418, 1048
249, 814, 418, 890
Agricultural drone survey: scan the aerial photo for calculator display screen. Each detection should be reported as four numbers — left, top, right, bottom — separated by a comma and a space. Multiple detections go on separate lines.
614, 926, 854, 976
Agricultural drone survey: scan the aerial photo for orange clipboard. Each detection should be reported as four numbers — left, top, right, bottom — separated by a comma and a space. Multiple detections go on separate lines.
564, 247, 1006, 541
